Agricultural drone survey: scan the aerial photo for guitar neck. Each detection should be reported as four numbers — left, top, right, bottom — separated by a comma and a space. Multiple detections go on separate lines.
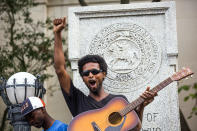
120, 77, 173, 116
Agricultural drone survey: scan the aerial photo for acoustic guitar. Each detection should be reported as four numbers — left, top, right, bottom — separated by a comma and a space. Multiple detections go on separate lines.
68, 67, 193, 131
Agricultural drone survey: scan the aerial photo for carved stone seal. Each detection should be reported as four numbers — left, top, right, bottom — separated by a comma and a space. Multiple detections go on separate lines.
89, 23, 161, 92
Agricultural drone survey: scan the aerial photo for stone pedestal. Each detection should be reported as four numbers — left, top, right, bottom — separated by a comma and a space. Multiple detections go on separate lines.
68, 2, 180, 131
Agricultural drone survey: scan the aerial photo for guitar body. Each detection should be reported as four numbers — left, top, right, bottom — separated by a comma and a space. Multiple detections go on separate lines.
68, 97, 140, 131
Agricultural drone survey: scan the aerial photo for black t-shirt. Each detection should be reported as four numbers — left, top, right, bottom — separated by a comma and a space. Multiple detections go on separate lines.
61, 79, 128, 117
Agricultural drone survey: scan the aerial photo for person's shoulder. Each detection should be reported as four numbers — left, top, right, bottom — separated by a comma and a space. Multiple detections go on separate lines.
56, 120, 68, 126
55, 120, 68, 131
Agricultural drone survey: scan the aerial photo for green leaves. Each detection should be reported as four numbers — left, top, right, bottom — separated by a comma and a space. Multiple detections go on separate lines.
178, 85, 190, 93
194, 83, 197, 89
179, 83, 197, 119
0, 0, 70, 81
0, 0, 35, 14
188, 107, 197, 119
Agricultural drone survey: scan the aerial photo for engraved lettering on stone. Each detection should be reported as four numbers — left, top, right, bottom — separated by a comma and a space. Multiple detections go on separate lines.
89, 23, 161, 92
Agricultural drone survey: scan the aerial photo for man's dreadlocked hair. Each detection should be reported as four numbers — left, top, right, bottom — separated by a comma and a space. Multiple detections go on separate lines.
78, 54, 108, 77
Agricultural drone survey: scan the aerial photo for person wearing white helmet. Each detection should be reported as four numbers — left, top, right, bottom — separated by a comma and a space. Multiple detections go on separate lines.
21, 96, 68, 131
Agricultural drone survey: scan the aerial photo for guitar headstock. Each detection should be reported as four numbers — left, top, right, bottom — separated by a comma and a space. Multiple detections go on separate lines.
171, 67, 194, 81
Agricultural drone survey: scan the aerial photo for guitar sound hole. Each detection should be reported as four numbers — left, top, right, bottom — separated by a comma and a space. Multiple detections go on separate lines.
108, 112, 123, 125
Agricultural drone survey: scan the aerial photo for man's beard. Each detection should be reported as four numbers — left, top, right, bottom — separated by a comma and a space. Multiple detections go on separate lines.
89, 82, 102, 95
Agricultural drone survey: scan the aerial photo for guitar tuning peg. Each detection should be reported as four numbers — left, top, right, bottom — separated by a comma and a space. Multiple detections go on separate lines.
185, 77, 189, 80
191, 75, 193, 78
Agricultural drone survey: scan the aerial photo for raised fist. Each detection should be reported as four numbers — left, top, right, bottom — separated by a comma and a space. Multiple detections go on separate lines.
53, 17, 66, 33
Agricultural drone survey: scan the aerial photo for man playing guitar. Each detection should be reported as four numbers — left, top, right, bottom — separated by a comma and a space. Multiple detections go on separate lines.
53, 17, 157, 131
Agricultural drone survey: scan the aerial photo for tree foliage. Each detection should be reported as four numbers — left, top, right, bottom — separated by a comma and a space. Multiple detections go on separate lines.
179, 83, 197, 119
0, 0, 69, 80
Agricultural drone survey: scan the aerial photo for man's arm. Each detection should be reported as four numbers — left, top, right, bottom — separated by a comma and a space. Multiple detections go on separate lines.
53, 17, 71, 95
135, 87, 157, 130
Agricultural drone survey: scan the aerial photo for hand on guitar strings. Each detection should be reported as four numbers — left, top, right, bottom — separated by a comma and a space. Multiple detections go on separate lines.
140, 86, 158, 107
